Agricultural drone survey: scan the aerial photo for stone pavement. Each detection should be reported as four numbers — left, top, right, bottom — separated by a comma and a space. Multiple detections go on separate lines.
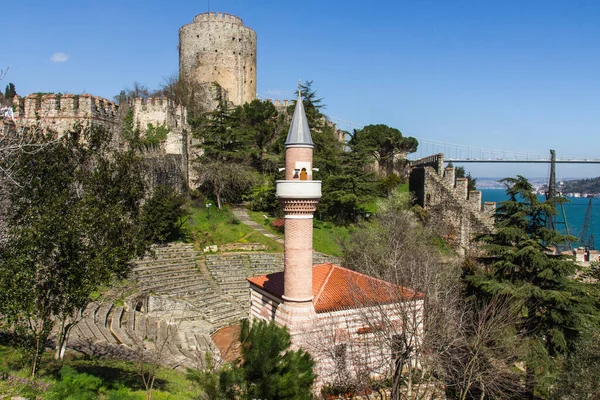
231, 205, 284, 244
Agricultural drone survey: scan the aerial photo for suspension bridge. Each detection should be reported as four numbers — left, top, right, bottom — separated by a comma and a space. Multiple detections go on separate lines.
256, 98, 599, 165
408, 138, 600, 164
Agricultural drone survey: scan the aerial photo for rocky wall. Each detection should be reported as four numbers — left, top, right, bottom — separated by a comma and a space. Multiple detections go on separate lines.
409, 155, 495, 255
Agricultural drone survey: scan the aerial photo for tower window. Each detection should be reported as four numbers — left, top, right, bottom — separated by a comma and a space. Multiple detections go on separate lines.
197, 35, 199, 38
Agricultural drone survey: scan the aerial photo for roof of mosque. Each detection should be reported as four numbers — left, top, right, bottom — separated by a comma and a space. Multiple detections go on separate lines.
247, 263, 424, 313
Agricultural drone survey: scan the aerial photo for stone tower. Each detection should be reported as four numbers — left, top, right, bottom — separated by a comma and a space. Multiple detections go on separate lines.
179, 12, 257, 106
274, 92, 322, 329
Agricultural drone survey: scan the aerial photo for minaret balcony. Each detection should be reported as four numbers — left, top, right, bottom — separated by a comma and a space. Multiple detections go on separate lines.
276, 180, 322, 199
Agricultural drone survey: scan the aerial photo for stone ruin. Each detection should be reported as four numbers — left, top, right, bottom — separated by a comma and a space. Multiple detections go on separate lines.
409, 153, 496, 255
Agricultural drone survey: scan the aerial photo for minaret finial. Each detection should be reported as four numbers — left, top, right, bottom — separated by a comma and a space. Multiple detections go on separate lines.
298, 79, 302, 97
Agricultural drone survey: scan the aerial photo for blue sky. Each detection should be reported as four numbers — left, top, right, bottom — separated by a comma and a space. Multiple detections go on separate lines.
5, 0, 600, 178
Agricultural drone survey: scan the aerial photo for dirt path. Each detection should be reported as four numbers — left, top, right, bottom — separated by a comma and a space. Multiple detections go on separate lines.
231, 205, 284, 244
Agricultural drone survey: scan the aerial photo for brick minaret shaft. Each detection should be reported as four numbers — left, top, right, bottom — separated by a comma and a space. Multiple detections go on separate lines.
275, 91, 321, 327
282, 146, 316, 304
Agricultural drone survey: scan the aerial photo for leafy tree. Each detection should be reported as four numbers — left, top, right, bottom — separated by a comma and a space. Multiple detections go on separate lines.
192, 84, 251, 164
452, 164, 477, 192
141, 185, 189, 243
190, 319, 315, 399
0, 125, 149, 375
349, 124, 418, 176
319, 148, 377, 224
3, 82, 16, 105
465, 176, 599, 396
232, 99, 286, 173
552, 329, 600, 399
194, 161, 256, 209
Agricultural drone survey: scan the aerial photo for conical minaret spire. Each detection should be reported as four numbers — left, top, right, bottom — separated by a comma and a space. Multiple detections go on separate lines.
274, 83, 322, 329
285, 90, 314, 147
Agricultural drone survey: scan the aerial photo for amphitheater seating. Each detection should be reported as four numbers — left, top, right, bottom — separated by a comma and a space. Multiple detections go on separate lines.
67, 243, 340, 368
205, 252, 339, 308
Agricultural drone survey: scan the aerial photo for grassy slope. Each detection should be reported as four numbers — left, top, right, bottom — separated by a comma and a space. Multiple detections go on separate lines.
247, 211, 353, 257
247, 183, 411, 257
184, 203, 283, 252
0, 345, 201, 399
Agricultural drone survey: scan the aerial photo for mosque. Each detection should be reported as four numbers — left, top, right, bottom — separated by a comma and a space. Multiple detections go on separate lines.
247, 92, 425, 383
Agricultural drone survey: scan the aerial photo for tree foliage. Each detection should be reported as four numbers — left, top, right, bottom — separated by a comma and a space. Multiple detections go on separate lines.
189, 80, 408, 224
189, 319, 315, 399
0, 125, 150, 374
141, 185, 189, 243
349, 124, 418, 176
465, 175, 600, 396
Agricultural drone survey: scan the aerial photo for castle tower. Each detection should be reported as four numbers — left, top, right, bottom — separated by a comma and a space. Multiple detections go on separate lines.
179, 12, 257, 106
274, 92, 322, 329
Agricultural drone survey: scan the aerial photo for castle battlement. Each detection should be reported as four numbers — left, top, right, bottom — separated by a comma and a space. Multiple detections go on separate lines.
271, 99, 291, 107
12, 93, 119, 134
133, 96, 183, 108
13, 93, 119, 121
193, 12, 243, 25
409, 154, 496, 254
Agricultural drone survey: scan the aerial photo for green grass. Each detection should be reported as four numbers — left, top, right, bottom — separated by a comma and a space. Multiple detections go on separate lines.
247, 211, 353, 257
313, 220, 353, 257
185, 203, 283, 252
0, 344, 201, 399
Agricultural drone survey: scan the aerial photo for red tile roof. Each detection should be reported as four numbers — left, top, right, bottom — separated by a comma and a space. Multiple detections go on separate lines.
247, 263, 424, 313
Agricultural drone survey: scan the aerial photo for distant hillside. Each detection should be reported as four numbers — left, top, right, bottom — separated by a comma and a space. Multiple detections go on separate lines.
561, 177, 600, 194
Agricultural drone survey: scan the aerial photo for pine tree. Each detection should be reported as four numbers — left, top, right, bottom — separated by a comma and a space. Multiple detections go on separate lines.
465, 175, 599, 396
189, 319, 315, 399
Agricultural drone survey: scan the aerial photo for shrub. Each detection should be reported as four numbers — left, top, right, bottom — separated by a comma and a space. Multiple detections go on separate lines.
141, 185, 189, 243
271, 218, 284, 233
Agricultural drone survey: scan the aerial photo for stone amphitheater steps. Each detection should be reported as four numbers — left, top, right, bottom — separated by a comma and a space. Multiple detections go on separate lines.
67, 243, 340, 368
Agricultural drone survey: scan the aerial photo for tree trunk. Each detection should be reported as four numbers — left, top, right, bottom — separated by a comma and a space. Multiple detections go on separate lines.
54, 321, 74, 361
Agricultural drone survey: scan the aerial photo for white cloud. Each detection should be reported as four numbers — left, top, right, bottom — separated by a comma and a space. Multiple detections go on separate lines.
50, 52, 68, 63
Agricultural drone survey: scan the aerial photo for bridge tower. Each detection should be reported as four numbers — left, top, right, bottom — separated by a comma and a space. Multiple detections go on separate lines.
545, 149, 572, 250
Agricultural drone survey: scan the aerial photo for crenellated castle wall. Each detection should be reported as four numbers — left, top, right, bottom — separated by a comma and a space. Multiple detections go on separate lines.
12, 93, 120, 134
409, 153, 495, 255
131, 97, 188, 155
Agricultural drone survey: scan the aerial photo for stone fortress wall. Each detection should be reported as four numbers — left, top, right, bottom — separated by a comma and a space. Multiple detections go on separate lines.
12, 93, 119, 134
179, 12, 257, 106
131, 97, 188, 155
12, 93, 189, 191
409, 153, 496, 254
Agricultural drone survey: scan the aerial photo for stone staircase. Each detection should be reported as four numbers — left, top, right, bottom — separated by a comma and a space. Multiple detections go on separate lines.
132, 243, 245, 328
68, 298, 214, 369
66, 243, 340, 368
206, 252, 284, 306
205, 252, 339, 308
